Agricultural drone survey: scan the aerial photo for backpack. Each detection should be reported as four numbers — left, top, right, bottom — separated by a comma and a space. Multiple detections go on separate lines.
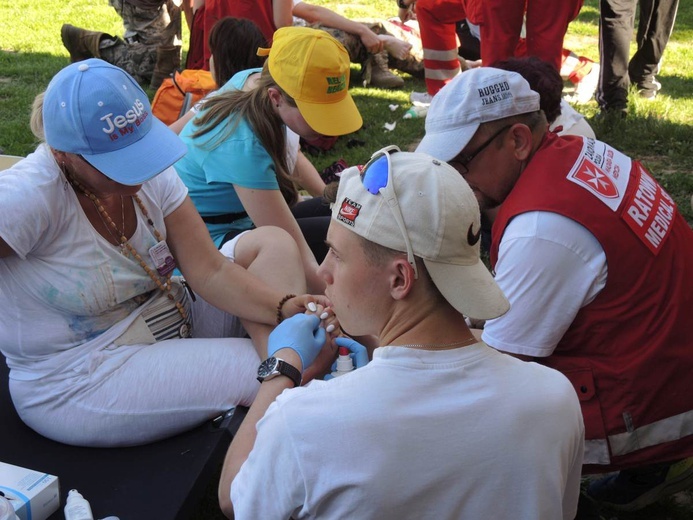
151, 69, 217, 125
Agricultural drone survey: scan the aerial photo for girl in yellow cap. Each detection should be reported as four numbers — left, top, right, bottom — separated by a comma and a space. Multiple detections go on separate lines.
174, 26, 362, 293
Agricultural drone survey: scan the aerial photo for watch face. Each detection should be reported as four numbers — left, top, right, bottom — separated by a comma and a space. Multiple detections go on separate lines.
258, 357, 279, 379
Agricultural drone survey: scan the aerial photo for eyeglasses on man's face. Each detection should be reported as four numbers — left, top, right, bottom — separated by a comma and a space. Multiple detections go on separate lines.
450, 124, 513, 175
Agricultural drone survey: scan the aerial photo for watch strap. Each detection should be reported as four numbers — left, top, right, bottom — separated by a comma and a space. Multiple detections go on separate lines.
258, 357, 302, 388
276, 359, 302, 388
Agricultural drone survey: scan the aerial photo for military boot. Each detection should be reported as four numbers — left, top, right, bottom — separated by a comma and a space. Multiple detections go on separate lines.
149, 45, 181, 90
61, 24, 111, 62
366, 51, 404, 89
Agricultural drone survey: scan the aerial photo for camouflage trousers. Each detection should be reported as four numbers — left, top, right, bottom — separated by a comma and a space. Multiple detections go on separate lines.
314, 19, 424, 78
100, 40, 158, 84
100, 0, 181, 84
109, 0, 181, 46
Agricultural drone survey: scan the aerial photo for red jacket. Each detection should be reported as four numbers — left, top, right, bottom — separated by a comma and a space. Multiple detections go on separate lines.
492, 132, 693, 471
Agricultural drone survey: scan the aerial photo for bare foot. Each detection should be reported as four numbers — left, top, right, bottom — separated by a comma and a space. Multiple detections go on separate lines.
379, 34, 412, 60
465, 59, 482, 69
458, 57, 482, 71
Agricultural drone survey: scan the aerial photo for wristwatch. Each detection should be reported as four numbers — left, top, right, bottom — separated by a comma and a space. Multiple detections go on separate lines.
397, 0, 410, 9
257, 356, 302, 388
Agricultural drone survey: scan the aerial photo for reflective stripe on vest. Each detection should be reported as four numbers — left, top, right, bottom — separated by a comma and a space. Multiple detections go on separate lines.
585, 410, 693, 465
584, 439, 610, 465
609, 409, 693, 458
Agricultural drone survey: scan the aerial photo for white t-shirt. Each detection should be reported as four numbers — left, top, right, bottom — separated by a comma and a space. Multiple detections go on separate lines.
231, 343, 584, 519
482, 211, 608, 357
551, 99, 596, 139
0, 144, 188, 380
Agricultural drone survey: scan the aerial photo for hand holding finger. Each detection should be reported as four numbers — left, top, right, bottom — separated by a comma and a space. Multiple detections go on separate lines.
268, 314, 325, 370
302, 335, 338, 384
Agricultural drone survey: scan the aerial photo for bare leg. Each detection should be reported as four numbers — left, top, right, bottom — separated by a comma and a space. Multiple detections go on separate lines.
230, 227, 307, 359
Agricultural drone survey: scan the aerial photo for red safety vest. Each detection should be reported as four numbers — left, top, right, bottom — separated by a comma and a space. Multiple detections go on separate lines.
491, 132, 693, 471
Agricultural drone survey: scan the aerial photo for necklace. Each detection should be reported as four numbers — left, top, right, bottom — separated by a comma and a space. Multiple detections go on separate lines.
67, 173, 188, 322
89, 194, 127, 255
396, 337, 478, 351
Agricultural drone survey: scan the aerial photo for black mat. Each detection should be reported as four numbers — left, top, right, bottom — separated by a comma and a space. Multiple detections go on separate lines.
0, 357, 247, 520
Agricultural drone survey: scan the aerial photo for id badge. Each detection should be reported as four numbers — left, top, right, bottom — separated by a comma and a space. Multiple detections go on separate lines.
149, 240, 176, 276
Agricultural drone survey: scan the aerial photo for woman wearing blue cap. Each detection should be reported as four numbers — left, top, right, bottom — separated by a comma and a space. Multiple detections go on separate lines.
0, 59, 336, 447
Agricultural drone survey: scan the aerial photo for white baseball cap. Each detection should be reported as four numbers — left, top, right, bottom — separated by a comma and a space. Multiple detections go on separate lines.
332, 149, 509, 320
417, 67, 540, 162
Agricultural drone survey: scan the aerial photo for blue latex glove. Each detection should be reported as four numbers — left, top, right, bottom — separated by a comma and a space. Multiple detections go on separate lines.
324, 337, 370, 380
268, 314, 326, 371
335, 337, 369, 368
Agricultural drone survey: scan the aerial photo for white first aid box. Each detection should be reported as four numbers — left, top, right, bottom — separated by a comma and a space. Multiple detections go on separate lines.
0, 462, 59, 520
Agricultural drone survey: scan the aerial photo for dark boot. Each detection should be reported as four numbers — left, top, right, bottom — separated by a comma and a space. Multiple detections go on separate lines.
150, 45, 181, 90
366, 52, 404, 89
61, 24, 110, 62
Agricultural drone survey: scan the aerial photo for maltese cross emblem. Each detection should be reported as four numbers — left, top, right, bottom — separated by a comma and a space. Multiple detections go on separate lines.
571, 159, 618, 198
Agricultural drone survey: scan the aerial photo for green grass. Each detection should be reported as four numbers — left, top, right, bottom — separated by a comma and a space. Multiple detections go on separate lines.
0, 0, 427, 168
1, 1, 692, 517
0, 0, 690, 221
565, 0, 693, 224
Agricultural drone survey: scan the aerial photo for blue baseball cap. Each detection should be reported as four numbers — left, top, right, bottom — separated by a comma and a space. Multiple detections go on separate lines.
43, 59, 187, 185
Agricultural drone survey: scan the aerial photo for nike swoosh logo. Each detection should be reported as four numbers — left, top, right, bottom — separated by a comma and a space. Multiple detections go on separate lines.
467, 223, 481, 246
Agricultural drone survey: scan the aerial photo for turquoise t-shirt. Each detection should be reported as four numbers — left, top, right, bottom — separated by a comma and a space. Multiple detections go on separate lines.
175, 68, 279, 246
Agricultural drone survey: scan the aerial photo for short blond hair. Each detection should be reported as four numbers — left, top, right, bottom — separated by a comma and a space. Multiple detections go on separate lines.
30, 91, 46, 142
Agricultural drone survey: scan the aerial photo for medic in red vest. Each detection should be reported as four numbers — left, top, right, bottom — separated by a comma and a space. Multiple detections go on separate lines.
417, 66, 693, 510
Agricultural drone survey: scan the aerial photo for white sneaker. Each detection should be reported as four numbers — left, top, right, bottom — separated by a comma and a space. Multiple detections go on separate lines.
572, 63, 600, 104
410, 91, 433, 106
636, 77, 662, 100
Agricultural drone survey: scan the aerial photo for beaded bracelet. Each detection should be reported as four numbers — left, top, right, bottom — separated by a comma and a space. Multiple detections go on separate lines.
276, 294, 297, 325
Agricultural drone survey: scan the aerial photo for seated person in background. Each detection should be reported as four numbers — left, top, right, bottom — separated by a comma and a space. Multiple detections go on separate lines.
174, 27, 363, 290
207, 16, 267, 89
418, 67, 693, 512
218, 148, 585, 519
168, 15, 268, 136
292, 0, 423, 88
61, 0, 183, 89
0, 59, 335, 448
187, 0, 293, 70
170, 17, 332, 254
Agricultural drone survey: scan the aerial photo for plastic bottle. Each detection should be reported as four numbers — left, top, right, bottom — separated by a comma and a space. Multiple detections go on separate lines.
330, 346, 355, 378
64, 490, 94, 520
0, 495, 19, 520
402, 105, 428, 119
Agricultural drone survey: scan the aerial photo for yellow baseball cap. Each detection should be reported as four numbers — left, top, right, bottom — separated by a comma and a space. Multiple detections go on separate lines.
258, 27, 363, 136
